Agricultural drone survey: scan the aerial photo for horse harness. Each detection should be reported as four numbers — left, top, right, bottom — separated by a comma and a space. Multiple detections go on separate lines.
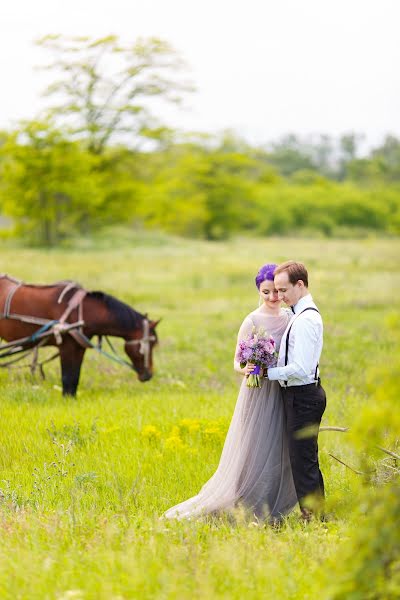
0, 274, 155, 372
0, 274, 87, 342
125, 319, 157, 369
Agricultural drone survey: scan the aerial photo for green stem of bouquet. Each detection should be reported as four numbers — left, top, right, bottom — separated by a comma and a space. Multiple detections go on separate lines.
246, 374, 261, 388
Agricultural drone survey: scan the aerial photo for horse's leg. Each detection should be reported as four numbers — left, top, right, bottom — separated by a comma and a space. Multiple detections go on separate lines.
59, 338, 86, 397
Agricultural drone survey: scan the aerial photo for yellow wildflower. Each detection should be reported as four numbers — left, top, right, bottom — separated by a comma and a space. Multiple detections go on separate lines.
179, 419, 201, 434
165, 436, 185, 450
141, 425, 161, 442
203, 423, 225, 441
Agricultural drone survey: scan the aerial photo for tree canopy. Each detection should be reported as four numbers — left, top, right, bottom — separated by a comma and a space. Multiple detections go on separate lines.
0, 35, 399, 245
37, 34, 193, 154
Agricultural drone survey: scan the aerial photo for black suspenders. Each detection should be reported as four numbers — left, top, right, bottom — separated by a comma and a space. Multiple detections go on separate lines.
284, 307, 320, 385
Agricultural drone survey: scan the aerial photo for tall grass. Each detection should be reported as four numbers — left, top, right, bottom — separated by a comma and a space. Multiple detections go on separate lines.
0, 235, 398, 598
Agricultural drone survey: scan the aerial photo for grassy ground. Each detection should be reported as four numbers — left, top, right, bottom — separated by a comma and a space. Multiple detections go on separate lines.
0, 235, 398, 599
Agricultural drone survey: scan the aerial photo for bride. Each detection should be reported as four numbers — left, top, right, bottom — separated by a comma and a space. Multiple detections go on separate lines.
163, 263, 298, 522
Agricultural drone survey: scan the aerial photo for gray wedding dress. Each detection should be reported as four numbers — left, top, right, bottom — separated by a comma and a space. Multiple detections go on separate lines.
163, 308, 298, 521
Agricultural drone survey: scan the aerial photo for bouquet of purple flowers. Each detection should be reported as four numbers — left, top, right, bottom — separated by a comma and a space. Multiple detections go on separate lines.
236, 327, 278, 388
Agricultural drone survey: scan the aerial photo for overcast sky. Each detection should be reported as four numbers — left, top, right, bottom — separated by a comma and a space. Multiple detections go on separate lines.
1, 0, 399, 149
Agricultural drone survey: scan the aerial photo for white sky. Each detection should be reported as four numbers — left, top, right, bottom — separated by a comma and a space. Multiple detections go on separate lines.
0, 0, 399, 148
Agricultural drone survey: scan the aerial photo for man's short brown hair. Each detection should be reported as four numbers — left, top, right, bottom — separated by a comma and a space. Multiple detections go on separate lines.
274, 261, 309, 287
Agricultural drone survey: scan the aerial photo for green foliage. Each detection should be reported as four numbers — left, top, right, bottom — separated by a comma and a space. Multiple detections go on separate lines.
324, 317, 400, 599
325, 482, 400, 600
267, 133, 319, 176
138, 146, 261, 239
127, 138, 400, 240
255, 182, 398, 236
348, 135, 400, 184
95, 147, 146, 225
0, 121, 104, 246
1, 124, 399, 244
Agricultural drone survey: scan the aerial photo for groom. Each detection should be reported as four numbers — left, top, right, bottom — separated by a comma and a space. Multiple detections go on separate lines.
266, 261, 326, 520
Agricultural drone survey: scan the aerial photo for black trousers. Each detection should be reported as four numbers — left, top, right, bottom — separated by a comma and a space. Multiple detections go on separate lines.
282, 381, 326, 508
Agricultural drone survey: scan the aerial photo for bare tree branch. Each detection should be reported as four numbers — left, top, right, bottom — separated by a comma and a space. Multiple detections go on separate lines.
377, 446, 400, 461
328, 452, 368, 475
320, 426, 349, 432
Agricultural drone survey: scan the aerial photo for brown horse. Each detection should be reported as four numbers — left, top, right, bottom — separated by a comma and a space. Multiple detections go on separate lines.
0, 275, 159, 396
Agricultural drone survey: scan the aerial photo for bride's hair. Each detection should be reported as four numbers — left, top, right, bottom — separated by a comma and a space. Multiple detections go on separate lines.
255, 263, 277, 289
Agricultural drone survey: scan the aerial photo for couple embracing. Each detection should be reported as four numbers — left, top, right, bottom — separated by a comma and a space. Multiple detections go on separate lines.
164, 261, 327, 523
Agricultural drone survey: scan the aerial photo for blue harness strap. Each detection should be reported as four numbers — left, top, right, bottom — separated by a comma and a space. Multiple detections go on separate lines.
29, 320, 59, 343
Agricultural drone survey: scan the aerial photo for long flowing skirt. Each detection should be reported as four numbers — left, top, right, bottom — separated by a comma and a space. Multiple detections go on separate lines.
163, 378, 298, 520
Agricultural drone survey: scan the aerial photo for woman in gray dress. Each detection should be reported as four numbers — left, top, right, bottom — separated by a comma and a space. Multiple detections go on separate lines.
163, 263, 297, 522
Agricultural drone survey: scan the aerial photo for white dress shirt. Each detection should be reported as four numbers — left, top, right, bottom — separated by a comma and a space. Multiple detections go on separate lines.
267, 294, 323, 387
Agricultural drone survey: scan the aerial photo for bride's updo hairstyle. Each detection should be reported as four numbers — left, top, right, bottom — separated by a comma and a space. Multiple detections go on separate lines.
255, 263, 278, 289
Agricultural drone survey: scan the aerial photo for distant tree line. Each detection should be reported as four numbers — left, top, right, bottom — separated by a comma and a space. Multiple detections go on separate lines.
0, 35, 399, 246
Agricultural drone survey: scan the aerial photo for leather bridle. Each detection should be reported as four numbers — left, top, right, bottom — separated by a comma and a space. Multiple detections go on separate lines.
125, 319, 157, 369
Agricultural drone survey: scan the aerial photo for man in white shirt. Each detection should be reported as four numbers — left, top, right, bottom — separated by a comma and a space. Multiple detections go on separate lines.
267, 260, 326, 520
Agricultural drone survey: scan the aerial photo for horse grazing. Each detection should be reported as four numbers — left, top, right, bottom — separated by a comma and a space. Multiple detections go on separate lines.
0, 274, 159, 396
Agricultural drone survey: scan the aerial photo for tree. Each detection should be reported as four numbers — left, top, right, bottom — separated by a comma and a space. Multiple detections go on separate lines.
0, 120, 104, 246
137, 145, 260, 240
37, 35, 193, 154
267, 134, 317, 177
338, 132, 364, 180
310, 134, 335, 178
371, 135, 400, 182
346, 136, 400, 184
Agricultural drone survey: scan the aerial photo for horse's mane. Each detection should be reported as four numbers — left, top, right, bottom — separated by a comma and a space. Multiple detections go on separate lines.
88, 291, 143, 330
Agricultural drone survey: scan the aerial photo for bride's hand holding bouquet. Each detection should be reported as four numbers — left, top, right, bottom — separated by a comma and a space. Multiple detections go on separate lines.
236, 327, 278, 388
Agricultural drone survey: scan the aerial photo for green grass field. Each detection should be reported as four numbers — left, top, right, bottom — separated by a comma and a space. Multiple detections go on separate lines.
0, 235, 398, 599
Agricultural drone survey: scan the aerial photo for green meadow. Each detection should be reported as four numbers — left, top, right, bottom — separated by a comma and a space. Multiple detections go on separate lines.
0, 234, 398, 599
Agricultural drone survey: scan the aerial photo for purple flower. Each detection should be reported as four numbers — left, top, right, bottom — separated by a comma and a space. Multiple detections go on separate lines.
236, 329, 278, 368
265, 341, 275, 354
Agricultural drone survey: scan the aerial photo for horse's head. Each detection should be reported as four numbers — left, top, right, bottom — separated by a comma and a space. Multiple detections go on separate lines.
124, 317, 160, 381
85, 291, 160, 382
